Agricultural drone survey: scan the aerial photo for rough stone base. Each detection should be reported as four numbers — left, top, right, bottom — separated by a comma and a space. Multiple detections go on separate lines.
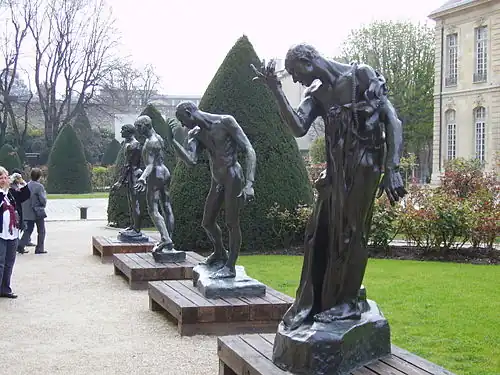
193, 264, 266, 299
117, 231, 151, 243
152, 249, 186, 263
272, 299, 391, 375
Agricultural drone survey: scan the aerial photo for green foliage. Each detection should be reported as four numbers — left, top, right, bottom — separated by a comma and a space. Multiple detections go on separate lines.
170, 35, 313, 252
139, 104, 178, 172
101, 139, 121, 166
369, 196, 400, 251
266, 203, 311, 250
0, 143, 22, 172
309, 136, 326, 163
106, 142, 153, 228
340, 20, 435, 156
91, 165, 114, 192
46, 124, 92, 194
72, 110, 114, 164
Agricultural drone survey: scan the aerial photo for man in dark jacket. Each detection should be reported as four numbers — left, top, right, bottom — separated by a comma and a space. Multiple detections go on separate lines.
11, 168, 35, 253
18, 168, 47, 254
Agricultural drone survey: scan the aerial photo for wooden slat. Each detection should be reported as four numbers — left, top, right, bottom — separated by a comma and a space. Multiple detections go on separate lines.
391, 345, 455, 375
149, 281, 291, 335
218, 335, 458, 375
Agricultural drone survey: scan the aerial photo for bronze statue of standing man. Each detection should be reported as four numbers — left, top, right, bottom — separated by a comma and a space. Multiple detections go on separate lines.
172, 102, 256, 279
111, 124, 148, 242
134, 115, 184, 262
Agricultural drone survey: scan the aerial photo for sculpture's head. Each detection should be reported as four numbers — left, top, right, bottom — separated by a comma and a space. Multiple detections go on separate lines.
175, 101, 199, 129
285, 43, 321, 86
121, 123, 136, 139
134, 115, 152, 136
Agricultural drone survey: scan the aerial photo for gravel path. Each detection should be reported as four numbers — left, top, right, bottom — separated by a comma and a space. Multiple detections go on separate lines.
0, 221, 218, 375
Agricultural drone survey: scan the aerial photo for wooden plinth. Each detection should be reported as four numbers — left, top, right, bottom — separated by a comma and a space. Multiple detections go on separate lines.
113, 252, 205, 290
92, 236, 155, 263
218, 334, 457, 375
148, 280, 293, 336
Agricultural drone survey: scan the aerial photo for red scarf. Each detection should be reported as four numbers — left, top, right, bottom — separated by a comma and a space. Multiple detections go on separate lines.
2, 195, 17, 234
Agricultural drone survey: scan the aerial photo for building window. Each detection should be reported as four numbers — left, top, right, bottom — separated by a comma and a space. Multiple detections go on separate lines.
473, 26, 488, 83
474, 107, 486, 161
445, 33, 458, 87
446, 110, 456, 160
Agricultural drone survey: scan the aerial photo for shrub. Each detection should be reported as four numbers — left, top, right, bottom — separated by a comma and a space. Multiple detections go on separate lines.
170, 35, 313, 252
101, 139, 121, 166
91, 165, 115, 192
441, 157, 485, 198
309, 136, 326, 163
369, 196, 400, 251
46, 124, 92, 194
0, 143, 22, 173
266, 203, 312, 250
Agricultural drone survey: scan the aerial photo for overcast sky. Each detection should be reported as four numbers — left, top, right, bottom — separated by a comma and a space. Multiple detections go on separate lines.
107, 0, 439, 96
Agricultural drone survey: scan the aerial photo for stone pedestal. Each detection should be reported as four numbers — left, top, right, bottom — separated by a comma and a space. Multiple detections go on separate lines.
152, 249, 186, 263
272, 299, 390, 375
192, 264, 266, 299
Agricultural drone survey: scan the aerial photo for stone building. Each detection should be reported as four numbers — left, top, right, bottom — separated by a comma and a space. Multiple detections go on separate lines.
429, 0, 500, 183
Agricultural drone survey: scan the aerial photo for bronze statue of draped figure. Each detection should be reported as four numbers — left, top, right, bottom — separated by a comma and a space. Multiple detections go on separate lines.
252, 43, 407, 375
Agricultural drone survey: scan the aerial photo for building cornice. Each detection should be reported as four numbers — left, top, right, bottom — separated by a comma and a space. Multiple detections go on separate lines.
428, 0, 492, 20
433, 84, 500, 98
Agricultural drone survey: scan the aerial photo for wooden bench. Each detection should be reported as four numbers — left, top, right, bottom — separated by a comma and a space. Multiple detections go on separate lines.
92, 236, 155, 263
148, 280, 294, 336
113, 252, 205, 290
217, 334, 457, 375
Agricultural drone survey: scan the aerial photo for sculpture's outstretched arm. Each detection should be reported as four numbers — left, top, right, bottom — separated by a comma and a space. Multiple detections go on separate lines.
273, 90, 321, 137
171, 130, 199, 167
251, 61, 320, 137
225, 116, 256, 184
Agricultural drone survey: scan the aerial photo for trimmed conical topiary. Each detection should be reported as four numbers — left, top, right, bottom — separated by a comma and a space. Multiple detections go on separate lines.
0, 143, 22, 173
46, 124, 91, 193
170, 35, 313, 252
101, 139, 121, 166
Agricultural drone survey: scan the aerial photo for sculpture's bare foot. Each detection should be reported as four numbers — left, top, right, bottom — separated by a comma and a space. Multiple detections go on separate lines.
201, 251, 228, 267
152, 242, 174, 254
313, 302, 361, 323
209, 265, 236, 279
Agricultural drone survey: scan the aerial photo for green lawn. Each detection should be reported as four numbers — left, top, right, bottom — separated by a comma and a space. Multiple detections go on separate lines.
238, 255, 500, 375
47, 192, 109, 199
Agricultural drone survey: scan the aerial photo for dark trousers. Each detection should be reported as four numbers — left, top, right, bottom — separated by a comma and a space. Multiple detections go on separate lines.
19, 219, 46, 253
0, 237, 18, 294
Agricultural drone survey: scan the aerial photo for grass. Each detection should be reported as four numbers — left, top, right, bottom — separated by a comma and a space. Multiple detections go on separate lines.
238, 255, 500, 375
47, 192, 109, 199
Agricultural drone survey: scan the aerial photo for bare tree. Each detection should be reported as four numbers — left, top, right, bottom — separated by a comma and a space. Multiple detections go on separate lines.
0, 0, 34, 147
98, 60, 161, 109
28, 0, 118, 145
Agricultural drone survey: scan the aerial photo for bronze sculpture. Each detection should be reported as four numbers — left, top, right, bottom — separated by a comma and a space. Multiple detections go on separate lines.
133, 115, 185, 262
252, 43, 407, 374
172, 102, 256, 280
111, 124, 148, 242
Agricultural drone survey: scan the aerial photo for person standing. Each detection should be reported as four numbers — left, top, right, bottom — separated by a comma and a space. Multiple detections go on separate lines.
18, 168, 47, 255
11, 168, 35, 252
0, 166, 30, 299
